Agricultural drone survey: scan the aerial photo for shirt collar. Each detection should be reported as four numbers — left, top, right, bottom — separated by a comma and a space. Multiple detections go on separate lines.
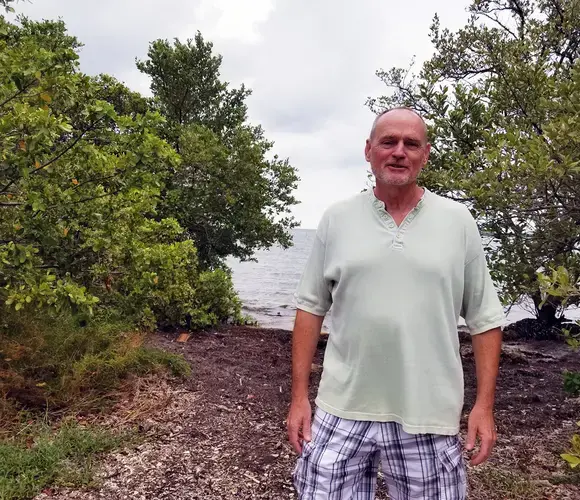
367, 186, 429, 214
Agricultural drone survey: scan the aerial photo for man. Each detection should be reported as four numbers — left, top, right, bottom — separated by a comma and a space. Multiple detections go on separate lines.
287, 108, 504, 499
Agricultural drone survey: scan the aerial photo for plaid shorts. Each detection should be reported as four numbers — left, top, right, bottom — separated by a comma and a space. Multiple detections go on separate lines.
293, 407, 467, 500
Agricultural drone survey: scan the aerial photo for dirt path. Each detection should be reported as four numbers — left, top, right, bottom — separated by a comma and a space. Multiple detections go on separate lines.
36, 327, 580, 499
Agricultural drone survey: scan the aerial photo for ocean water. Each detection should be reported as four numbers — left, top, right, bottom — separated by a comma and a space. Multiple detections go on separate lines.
227, 229, 575, 331
227, 229, 331, 331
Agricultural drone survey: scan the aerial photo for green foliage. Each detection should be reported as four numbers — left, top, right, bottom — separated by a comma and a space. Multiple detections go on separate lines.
0, 1, 16, 14
563, 371, 580, 397
0, 16, 248, 329
136, 33, 251, 143
137, 34, 300, 268
538, 265, 580, 346
0, 420, 127, 499
0, 311, 189, 409
561, 422, 580, 469
368, 0, 580, 323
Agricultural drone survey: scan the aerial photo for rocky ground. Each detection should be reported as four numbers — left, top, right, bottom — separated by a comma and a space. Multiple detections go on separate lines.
36, 326, 580, 499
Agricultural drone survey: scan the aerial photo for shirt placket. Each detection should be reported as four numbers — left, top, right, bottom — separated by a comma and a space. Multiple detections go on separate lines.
382, 200, 424, 251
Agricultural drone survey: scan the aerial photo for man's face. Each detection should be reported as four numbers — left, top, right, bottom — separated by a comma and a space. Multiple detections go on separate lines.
364, 110, 430, 186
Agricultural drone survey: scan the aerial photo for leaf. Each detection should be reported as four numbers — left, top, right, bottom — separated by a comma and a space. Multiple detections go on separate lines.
35, 382, 46, 387
40, 92, 52, 103
34, 160, 41, 169
72, 178, 79, 185
18, 140, 26, 151
63, 227, 69, 236
561, 454, 580, 467
15, 303, 23, 311
35, 71, 42, 80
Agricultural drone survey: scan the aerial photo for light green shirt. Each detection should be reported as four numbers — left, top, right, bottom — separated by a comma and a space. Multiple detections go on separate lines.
294, 188, 505, 435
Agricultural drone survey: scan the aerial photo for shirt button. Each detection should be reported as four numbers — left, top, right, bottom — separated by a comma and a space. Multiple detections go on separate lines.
396, 233, 402, 240
389, 223, 395, 228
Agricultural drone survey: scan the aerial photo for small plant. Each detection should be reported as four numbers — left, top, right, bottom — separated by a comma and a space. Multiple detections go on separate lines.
562, 325, 580, 351
0, 420, 130, 499
563, 371, 580, 397
561, 421, 580, 469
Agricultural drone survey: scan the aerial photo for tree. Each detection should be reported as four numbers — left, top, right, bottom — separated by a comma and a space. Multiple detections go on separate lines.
137, 33, 300, 268
0, 16, 241, 328
1, 1, 17, 13
368, 0, 580, 327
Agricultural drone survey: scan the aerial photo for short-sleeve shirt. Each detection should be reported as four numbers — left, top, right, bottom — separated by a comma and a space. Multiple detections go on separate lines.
294, 188, 505, 435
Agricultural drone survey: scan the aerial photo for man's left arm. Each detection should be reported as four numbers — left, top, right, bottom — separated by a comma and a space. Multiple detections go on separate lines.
460, 209, 505, 466
466, 327, 502, 466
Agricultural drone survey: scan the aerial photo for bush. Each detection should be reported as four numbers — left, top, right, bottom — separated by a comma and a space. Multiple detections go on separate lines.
0, 420, 128, 499
563, 371, 580, 397
0, 310, 190, 412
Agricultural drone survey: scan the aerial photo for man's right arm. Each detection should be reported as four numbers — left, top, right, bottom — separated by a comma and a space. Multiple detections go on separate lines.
287, 309, 325, 454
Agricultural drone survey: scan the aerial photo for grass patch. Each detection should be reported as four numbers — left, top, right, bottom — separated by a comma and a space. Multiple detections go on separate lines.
0, 310, 190, 421
0, 311, 190, 498
0, 420, 131, 500
469, 467, 546, 500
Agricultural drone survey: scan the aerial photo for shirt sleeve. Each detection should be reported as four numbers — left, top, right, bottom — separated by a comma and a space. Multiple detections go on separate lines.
461, 210, 506, 335
293, 212, 333, 317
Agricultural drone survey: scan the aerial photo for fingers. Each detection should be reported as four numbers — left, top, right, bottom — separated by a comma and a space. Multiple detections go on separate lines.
287, 419, 302, 455
302, 410, 312, 443
470, 431, 495, 466
465, 420, 477, 452
287, 404, 313, 455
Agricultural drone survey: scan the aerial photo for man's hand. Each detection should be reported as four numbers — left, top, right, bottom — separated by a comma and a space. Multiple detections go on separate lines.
465, 404, 497, 466
287, 397, 312, 454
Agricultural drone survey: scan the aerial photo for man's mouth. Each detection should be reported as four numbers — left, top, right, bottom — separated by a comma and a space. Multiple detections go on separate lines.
387, 164, 407, 169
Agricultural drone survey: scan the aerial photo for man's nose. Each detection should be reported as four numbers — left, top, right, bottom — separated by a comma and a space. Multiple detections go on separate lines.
392, 141, 406, 157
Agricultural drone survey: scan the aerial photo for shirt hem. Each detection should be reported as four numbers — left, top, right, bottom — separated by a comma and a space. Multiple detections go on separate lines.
315, 398, 460, 436
468, 316, 505, 335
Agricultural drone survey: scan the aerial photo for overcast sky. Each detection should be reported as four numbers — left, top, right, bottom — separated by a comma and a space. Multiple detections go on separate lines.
9, 0, 471, 229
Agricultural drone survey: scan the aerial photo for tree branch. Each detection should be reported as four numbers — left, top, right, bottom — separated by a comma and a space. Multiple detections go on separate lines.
0, 119, 102, 194
479, 11, 519, 40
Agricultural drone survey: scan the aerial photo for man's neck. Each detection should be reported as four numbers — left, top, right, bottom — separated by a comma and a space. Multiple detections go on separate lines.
373, 182, 424, 213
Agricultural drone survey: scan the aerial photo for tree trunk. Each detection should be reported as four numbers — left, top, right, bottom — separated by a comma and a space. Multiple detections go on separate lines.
532, 293, 560, 327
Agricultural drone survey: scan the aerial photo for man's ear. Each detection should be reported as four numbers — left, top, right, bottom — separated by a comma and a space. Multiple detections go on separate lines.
365, 139, 371, 162
423, 143, 431, 165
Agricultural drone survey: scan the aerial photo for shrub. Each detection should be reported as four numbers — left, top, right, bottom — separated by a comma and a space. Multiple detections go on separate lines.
563, 371, 580, 397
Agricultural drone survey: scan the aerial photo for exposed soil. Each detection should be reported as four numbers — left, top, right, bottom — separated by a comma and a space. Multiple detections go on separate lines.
36, 326, 580, 499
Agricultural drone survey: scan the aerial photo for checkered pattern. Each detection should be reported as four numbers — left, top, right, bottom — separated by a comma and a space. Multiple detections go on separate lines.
293, 408, 467, 500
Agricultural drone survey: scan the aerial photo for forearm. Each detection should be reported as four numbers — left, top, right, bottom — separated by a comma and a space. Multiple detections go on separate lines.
471, 327, 502, 409
291, 309, 324, 401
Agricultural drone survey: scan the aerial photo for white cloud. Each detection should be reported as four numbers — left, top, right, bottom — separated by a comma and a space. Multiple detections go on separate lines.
9, 0, 472, 228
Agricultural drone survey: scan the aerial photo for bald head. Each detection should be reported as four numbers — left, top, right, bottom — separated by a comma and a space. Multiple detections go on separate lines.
370, 107, 428, 144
